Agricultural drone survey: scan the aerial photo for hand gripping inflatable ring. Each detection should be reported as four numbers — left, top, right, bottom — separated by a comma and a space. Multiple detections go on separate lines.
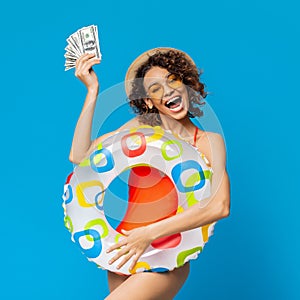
62, 126, 216, 275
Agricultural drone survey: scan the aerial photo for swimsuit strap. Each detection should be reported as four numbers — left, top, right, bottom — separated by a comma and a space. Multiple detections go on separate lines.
193, 127, 198, 147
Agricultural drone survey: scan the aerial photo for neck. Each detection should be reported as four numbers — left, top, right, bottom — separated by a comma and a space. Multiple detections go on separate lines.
159, 114, 196, 139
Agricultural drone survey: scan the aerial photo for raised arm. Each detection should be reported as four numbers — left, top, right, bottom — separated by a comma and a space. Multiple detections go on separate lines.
68, 53, 101, 164
69, 53, 141, 164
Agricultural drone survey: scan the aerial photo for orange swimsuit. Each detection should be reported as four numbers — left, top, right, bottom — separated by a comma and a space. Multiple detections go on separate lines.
116, 127, 199, 247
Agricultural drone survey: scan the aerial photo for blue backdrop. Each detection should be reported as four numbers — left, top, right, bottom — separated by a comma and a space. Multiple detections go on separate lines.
0, 0, 299, 299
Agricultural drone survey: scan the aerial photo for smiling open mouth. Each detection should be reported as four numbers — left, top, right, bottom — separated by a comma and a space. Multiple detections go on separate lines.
165, 96, 183, 112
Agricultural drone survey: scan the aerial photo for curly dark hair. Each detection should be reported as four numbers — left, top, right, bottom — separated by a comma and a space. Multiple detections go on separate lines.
128, 50, 207, 126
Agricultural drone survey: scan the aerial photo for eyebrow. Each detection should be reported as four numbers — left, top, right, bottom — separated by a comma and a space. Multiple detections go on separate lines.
146, 73, 171, 90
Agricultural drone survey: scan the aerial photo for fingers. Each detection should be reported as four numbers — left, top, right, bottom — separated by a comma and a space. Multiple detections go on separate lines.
75, 53, 93, 72
74, 53, 101, 91
121, 229, 129, 235
106, 238, 127, 253
129, 253, 139, 271
106, 228, 147, 270
109, 248, 136, 270
75, 53, 101, 78
117, 250, 137, 270
107, 243, 141, 270
86, 58, 101, 70
108, 245, 129, 265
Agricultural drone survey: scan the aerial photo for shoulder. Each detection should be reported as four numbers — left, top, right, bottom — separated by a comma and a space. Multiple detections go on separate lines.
199, 131, 226, 151
197, 130, 227, 168
206, 132, 226, 151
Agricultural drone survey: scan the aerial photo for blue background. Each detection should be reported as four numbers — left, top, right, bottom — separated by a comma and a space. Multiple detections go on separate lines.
0, 0, 299, 299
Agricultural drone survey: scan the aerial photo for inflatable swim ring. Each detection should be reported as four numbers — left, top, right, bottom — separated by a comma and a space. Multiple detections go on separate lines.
62, 126, 216, 275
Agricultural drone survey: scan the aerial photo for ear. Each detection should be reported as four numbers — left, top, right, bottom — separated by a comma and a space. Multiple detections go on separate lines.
144, 98, 154, 109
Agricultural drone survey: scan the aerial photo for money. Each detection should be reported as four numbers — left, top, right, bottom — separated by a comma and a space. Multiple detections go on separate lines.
64, 25, 101, 71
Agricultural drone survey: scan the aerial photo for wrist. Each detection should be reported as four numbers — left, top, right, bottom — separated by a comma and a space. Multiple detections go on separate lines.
87, 84, 99, 96
146, 222, 162, 241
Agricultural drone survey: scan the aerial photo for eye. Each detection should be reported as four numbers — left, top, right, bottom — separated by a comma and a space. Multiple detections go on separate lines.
168, 74, 181, 83
167, 74, 182, 88
149, 84, 162, 94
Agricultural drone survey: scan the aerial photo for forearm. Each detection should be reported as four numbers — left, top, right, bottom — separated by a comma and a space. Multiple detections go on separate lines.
69, 89, 98, 164
148, 195, 229, 241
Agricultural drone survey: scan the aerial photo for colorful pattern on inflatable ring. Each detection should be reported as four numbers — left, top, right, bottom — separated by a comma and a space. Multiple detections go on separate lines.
62, 126, 217, 275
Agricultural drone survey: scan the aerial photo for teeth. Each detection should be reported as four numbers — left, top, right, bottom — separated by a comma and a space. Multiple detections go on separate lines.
166, 96, 180, 105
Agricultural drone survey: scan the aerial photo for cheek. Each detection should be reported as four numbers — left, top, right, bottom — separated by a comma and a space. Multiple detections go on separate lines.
179, 85, 188, 96
181, 88, 189, 103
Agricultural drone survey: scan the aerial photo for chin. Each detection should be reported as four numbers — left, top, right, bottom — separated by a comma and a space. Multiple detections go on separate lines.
173, 109, 189, 120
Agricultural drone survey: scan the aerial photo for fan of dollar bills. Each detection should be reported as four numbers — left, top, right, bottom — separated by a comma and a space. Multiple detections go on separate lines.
64, 25, 102, 71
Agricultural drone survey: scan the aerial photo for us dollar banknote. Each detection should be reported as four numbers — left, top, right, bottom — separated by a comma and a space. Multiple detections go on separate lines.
64, 25, 101, 71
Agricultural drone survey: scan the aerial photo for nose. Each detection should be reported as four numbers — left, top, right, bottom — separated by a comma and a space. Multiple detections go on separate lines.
162, 83, 175, 98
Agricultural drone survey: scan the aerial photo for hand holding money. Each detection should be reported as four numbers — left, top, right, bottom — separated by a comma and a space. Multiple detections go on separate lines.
64, 25, 102, 71
75, 53, 100, 92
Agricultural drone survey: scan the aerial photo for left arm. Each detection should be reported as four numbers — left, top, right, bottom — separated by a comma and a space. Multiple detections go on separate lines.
149, 132, 231, 239
107, 132, 231, 270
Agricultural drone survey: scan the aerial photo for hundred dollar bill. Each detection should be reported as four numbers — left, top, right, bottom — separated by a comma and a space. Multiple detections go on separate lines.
78, 26, 101, 59
66, 37, 81, 57
65, 45, 79, 58
64, 25, 102, 71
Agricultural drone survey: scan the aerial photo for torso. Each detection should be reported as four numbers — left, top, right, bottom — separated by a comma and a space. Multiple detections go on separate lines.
120, 117, 213, 168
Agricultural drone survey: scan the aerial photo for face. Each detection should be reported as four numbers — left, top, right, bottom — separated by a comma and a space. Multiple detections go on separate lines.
143, 67, 189, 120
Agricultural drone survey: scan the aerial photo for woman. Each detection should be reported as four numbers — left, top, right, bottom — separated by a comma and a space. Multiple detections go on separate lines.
69, 47, 231, 300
